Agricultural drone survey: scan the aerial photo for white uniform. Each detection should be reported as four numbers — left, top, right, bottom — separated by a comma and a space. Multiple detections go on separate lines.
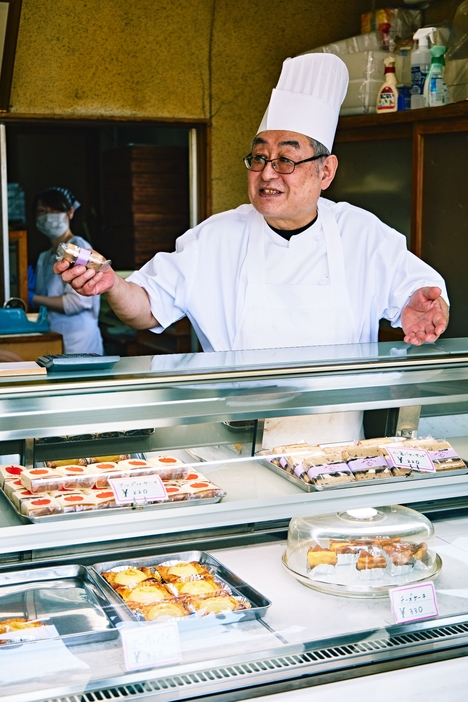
36, 235, 104, 354
128, 198, 448, 444
128, 197, 448, 353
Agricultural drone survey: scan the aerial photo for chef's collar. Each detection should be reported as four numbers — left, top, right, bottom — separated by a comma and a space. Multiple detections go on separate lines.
267, 212, 318, 241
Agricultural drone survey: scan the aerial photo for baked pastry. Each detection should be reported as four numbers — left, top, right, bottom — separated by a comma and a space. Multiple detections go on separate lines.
146, 456, 188, 480
282, 453, 314, 482
303, 453, 354, 487
157, 561, 212, 581
52, 491, 97, 512
139, 599, 191, 621
411, 542, 428, 561
185, 593, 250, 615
87, 454, 130, 464
169, 577, 223, 596
20, 467, 62, 493
307, 545, 337, 569
83, 487, 116, 508
88, 462, 125, 488
54, 464, 95, 489
10, 486, 36, 508
102, 566, 159, 588
356, 549, 387, 571
0, 464, 26, 487
117, 459, 153, 471
272, 443, 317, 454
19, 494, 62, 517
116, 581, 173, 605
0, 617, 43, 642
45, 458, 88, 468
342, 447, 392, 480
405, 439, 466, 471
3, 477, 26, 499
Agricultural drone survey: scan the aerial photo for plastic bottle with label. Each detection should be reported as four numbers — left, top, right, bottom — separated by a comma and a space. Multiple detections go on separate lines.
376, 56, 398, 113
411, 27, 436, 109
423, 45, 451, 107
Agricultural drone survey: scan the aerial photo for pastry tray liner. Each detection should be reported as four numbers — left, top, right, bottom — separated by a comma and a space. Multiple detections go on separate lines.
0, 564, 129, 647
257, 454, 468, 492
92, 550, 271, 624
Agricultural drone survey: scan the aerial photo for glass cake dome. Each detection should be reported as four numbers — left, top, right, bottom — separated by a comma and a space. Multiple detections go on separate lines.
283, 505, 441, 598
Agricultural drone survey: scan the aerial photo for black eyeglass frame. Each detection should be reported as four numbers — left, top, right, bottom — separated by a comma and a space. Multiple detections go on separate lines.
243, 152, 327, 174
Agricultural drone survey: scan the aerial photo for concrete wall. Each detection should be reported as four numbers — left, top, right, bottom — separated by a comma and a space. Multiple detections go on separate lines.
10, 0, 367, 215
9, 0, 463, 215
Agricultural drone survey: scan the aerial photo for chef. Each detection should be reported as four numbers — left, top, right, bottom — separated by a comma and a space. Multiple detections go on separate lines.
55, 53, 449, 442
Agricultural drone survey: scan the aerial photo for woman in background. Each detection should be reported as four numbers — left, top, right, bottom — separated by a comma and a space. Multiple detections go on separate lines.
29, 186, 104, 354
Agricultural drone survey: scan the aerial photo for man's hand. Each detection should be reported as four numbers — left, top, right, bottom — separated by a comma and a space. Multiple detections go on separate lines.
53, 259, 158, 330
401, 286, 449, 346
53, 259, 116, 296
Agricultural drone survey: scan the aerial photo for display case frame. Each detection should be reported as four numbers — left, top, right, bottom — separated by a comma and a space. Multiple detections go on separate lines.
2, 340, 468, 701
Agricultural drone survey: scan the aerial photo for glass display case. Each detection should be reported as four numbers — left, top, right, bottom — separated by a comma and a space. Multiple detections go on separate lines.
2, 339, 468, 700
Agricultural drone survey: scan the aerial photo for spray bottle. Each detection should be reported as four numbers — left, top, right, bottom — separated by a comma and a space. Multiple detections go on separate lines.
411, 27, 436, 109
423, 45, 451, 107
376, 56, 398, 113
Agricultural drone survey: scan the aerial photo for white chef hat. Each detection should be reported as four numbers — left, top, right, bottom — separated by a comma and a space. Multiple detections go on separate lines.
257, 53, 349, 152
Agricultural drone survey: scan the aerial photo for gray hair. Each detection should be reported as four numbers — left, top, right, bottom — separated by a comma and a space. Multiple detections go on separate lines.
308, 138, 330, 159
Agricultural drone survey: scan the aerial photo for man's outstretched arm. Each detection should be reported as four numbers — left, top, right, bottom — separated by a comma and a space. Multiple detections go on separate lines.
54, 260, 158, 330
401, 286, 449, 346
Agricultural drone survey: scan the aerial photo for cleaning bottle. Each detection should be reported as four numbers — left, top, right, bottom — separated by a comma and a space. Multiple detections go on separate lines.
376, 56, 398, 113
411, 27, 436, 109
423, 45, 451, 107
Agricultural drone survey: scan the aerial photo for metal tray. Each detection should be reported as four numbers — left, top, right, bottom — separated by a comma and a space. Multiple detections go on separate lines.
282, 549, 443, 599
92, 550, 271, 624
258, 457, 468, 492
3, 490, 225, 524
0, 564, 130, 646
35, 428, 155, 445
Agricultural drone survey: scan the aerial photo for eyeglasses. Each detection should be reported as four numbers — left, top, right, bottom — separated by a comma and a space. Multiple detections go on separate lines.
243, 152, 326, 174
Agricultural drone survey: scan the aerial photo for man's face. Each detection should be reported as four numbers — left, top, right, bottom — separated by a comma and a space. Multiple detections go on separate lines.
247, 130, 337, 230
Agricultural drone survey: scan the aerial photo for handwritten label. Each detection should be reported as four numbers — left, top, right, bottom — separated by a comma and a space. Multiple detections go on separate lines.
109, 475, 167, 505
121, 621, 181, 671
386, 447, 435, 473
390, 582, 439, 624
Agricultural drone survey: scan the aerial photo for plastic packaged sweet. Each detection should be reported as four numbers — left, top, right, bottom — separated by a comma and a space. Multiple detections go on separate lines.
0, 464, 26, 488
284, 505, 441, 597
342, 446, 393, 480
56, 242, 111, 271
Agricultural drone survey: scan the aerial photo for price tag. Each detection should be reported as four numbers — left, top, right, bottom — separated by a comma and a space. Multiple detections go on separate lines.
386, 447, 435, 473
121, 621, 181, 671
109, 475, 167, 505
390, 582, 439, 625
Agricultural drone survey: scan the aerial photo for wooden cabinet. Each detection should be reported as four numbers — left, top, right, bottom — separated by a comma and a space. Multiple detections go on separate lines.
8, 229, 28, 307
331, 101, 468, 338
99, 145, 190, 271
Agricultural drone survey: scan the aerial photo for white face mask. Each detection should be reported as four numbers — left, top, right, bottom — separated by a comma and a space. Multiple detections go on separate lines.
36, 213, 69, 240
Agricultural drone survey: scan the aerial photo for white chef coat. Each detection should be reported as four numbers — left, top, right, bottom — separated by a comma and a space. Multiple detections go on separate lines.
36, 235, 104, 354
128, 197, 448, 353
